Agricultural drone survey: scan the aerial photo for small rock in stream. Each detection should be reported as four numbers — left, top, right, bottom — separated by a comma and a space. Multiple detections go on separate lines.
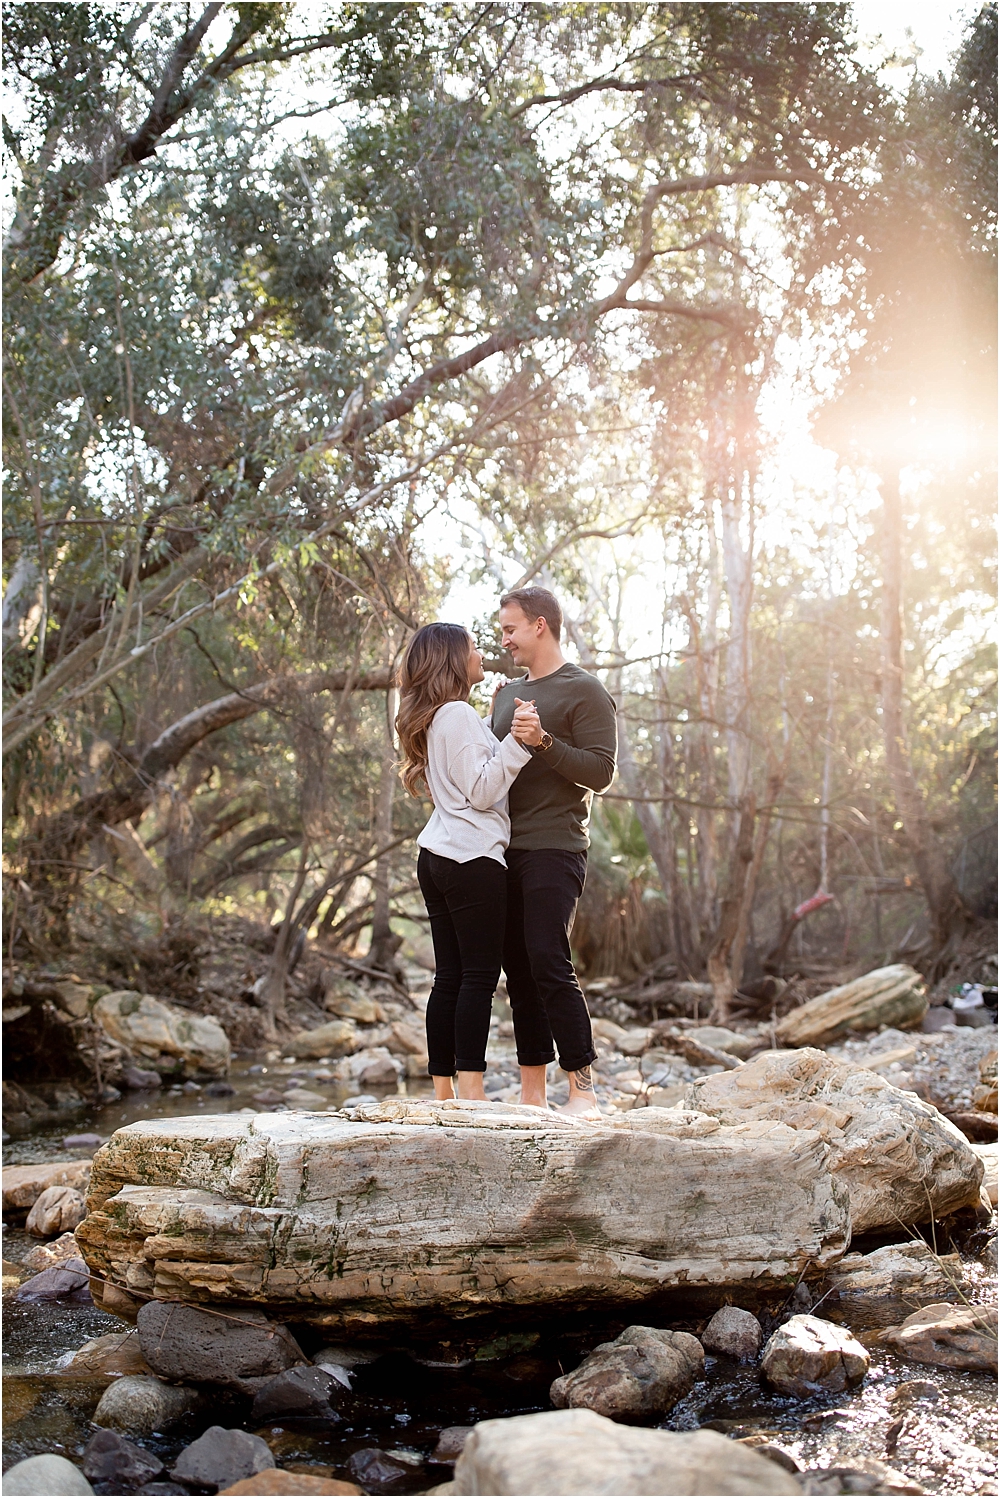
250, 1366, 345, 1421
881, 1302, 998, 1372
22, 1231, 80, 1271
217, 1474, 361, 1494
205, 1080, 236, 1096
25, 1185, 87, 1237
82, 1429, 164, 1489
549, 1325, 704, 1420
138, 1300, 306, 1392
93, 1375, 199, 1436
16, 1256, 92, 1303
0, 1454, 94, 1495
283, 1088, 329, 1110
761, 1314, 870, 1396
251, 1089, 285, 1107
429, 1426, 473, 1464
701, 1305, 762, 1360
313, 1344, 380, 1372
122, 1067, 162, 1090
62, 1132, 105, 1151
63, 1330, 151, 1378
346, 1449, 411, 1488
799, 1461, 925, 1495
887, 1379, 941, 1404
171, 1427, 275, 1491
737, 1440, 801, 1474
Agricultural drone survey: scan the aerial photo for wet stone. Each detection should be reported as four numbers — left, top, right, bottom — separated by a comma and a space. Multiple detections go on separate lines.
346, 1449, 410, 1488
748, 1442, 801, 1474
761, 1314, 870, 1397
429, 1426, 473, 1463
22, 1231, 80, 1272
550, 1325, 704, 1420
0, 1454, 95, 1495
16, 1257, 92, 1304
93, 1375, 200, 1436
218, 1474, 361, 1495
171, 1427, 275, 1491
82, 1429, 164, 1488
887, 1379, 941, 1405
250, 1366, 344, 1422
137, 1300, 306, 1393
122, 1067, 162, 1090
881, 1302, 998, 1373
63, 1331, 151, 1378
701, 1306, 762, 1360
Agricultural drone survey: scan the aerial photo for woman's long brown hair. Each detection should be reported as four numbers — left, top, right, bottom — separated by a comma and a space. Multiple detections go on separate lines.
396, 623, 473, 797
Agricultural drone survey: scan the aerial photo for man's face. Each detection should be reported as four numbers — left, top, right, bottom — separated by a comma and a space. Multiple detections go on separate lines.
499, 603, 542, 667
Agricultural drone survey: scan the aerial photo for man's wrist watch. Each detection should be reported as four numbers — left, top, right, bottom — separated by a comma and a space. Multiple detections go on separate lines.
533, 731, 554, 754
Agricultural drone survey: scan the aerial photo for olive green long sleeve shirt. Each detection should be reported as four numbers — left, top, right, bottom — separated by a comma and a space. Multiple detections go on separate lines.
490, 662, 617, 851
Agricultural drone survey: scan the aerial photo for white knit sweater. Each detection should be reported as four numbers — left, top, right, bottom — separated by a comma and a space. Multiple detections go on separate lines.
416, 700, 532, 865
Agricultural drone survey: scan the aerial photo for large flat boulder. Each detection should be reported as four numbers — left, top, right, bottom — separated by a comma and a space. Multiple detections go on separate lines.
77, 1099, 849, 1329
686, 1049, 983, 1232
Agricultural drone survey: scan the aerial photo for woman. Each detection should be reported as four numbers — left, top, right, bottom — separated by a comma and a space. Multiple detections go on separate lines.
396, 623, 538, 1101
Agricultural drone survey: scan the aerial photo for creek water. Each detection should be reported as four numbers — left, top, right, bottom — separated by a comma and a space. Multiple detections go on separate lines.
3, 1056, 997, 1495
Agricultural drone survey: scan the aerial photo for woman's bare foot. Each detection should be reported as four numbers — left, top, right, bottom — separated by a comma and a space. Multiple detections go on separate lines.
518, 1063, 549, 1109
456, 1071, 487, 1102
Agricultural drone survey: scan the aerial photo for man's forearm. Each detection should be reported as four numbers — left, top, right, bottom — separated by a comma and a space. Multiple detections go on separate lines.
543, 737, 617, 792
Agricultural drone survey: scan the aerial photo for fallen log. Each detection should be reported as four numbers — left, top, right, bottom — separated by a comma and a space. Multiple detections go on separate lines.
775, 964, 927, 1047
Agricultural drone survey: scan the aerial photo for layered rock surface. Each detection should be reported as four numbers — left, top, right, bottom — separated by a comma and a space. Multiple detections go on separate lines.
686, 1049, 984, 1232
77, 1099, 849, 1327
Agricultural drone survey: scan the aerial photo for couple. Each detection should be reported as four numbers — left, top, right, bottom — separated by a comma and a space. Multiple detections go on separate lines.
396, 586, 617, 1118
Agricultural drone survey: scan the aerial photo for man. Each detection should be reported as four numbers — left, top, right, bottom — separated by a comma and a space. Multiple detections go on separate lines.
490, 586, 617, 1116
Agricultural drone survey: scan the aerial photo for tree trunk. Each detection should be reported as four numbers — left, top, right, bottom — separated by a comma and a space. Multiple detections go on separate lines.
706, 793, 756, 1023
259, 843, 310, 1041
617, 715, 695, 976
879, 469, 968, 952
719, 482, 753, 807
683, 524, 722, 946
367, 687, 403, 975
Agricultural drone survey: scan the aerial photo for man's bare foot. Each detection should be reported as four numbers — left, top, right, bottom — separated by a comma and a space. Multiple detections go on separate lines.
558, 1065, 603, 1119
557, 1095, 604, 1118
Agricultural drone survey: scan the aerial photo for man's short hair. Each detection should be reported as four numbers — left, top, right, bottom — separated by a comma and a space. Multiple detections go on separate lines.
499, 586, 563, 643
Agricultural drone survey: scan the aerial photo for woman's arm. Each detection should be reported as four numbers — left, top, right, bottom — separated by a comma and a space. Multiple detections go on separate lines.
441, 706, 531, 809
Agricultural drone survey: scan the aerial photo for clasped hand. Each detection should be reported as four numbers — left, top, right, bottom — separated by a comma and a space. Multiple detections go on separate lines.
511, 697, 543, 747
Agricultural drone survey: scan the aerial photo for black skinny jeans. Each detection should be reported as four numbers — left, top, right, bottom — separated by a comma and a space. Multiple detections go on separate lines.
417, 848, 507, 1075
503, 848, 598, 1074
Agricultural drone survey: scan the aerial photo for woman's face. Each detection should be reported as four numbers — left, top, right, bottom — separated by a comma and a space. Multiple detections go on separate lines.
466, 634, 485, 687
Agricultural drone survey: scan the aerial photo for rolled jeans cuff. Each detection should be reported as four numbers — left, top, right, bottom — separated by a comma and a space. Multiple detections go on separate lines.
560, 1047, 598, 1074
516, 1048, 556, 1068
